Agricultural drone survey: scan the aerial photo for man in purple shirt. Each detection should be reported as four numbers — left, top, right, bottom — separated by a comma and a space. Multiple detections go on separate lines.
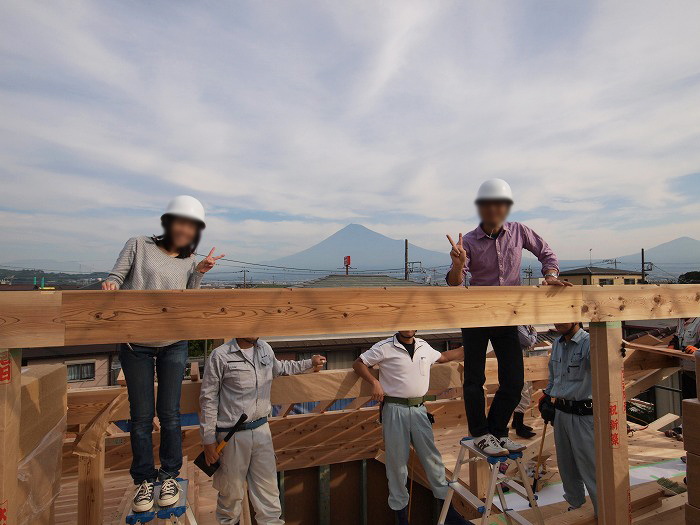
446, 178, 571, 457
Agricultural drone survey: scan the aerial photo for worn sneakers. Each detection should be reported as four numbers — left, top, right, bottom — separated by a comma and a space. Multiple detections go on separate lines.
473, 434, 508, 456
158, 478, 181, 507
132, 480, 155, 513
500, 437, 527, 453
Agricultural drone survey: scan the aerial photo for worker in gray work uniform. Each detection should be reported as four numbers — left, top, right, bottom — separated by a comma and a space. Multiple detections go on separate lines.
199, 338, 326, 525
539, 323, 597, 515
353, 331, 472, 525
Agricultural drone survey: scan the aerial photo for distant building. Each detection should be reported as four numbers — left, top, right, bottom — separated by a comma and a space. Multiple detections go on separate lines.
559, 266, 643, 285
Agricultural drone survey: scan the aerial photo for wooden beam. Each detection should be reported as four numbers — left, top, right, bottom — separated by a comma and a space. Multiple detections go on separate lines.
623, 341, 693, 361
590, 322, 631, 525
626, 367, 680, 399
0, 348, 21, 525
646, 412, 681, 432
189, 361, 200, 382
77, 433, 105, 525
5, 284, 700, 348
73, 391, 128, 457
632, 492, 687, 524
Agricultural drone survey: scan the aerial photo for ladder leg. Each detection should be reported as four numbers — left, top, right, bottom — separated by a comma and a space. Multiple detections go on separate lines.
515, 458, 544, 525
438, 446, 467, 525
495, 484, 514, 525
480, 464, 500, 525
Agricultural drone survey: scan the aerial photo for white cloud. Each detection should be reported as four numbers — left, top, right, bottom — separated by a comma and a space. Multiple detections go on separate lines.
2, 1, 700, 268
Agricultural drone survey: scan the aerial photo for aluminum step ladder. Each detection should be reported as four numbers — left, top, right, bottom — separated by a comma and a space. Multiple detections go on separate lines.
126, 479, 198, 525
438, 438, 544, 525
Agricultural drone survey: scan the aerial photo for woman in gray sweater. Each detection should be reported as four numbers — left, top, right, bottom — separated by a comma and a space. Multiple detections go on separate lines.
103, 195, 223, 513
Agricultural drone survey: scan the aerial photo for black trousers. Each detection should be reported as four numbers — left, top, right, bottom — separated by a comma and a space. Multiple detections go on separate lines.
461, 326, 525, 438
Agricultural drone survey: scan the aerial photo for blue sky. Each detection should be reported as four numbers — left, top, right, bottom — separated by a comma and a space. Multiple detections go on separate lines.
2, 1, 700, 271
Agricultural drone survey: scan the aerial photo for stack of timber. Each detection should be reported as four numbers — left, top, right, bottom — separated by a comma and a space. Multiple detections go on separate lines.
17, 364, 67, 525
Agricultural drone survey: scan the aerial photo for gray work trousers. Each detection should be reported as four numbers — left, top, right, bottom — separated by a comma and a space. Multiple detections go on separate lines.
554, 411, 598, 514
382, 403, 449, 510
515, 381, 532, 413
213, 423, 283, 525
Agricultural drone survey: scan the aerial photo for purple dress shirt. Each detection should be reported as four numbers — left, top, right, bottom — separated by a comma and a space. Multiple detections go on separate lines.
448, 222, 559, 286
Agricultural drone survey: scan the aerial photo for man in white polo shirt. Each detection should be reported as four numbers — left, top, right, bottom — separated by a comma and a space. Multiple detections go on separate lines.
353, 331, 471, 525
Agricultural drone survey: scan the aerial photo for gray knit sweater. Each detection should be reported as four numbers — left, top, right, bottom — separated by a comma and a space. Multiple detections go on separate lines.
106, 236, 204, 346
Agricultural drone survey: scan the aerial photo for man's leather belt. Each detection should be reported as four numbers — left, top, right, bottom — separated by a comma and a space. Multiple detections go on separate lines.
554, 398, 593, 416
383, 395, 429, 407
217, 416, 268, 433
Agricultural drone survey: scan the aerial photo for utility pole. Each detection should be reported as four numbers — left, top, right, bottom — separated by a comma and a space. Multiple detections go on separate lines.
404, 239, 409, 280
589, 249, 592, 267
524, 266, 533, 285
242, 269, 249, 288
641, 249, 645, 284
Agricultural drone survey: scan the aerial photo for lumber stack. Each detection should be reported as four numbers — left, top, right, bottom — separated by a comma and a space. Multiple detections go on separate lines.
685, 398, 700, 524
17, 364, 68, 525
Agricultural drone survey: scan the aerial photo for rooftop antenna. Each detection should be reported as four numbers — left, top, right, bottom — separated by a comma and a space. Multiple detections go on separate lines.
589, 249, 592, 267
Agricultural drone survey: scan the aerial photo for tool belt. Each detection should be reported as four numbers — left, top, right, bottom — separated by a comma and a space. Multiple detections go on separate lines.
554, 398, 593, 416
217, 416, 267, 433
383, 395, 429, 407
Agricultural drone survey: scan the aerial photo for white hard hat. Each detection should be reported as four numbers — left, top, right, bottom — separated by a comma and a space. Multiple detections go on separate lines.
475, 178, 514, 204
162, 195, 206, 228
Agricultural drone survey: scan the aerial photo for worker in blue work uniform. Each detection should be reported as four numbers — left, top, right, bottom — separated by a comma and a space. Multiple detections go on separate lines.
539, 323, 597, 515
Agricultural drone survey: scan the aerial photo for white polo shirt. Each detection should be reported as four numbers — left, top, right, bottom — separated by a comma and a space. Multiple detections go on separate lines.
359, 335, 443, 398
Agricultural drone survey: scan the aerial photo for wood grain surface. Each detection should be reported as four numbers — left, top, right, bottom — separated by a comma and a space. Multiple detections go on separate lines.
3, 284, 700, 348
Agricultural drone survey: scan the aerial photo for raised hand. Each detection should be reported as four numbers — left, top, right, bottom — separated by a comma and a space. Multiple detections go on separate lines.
446, 233, 467, 267
196, 247, 225, 274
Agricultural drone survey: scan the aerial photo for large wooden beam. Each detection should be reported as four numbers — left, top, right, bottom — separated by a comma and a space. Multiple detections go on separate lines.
4, 285, 700, 348
0, 348, 21, 525
590, 322, 631, 525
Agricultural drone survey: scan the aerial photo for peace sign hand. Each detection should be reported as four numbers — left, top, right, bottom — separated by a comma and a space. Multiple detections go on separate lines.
446, 233, 467, 267
196, 247, 225, 274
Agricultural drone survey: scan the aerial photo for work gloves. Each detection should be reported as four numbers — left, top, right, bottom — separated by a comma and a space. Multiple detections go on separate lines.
684, 345, 698, 354
539, 393, 556, 425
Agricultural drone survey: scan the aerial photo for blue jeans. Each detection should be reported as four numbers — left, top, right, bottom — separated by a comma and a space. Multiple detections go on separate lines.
119, 341, 188, 484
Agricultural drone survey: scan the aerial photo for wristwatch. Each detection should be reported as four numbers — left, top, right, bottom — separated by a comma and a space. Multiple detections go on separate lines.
544, 272, 559, 279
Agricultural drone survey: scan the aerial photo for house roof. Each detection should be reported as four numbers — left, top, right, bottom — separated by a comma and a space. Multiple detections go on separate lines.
295, 274, 425, 288
559, 266, 642, 277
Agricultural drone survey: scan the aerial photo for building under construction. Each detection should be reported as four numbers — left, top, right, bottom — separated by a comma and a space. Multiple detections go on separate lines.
0, 284, 698, 524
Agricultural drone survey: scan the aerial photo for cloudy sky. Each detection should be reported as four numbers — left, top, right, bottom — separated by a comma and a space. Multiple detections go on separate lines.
2, 1, 700, 271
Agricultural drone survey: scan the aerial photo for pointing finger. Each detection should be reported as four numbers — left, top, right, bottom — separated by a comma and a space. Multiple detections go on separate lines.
446, 234, 457, 249
207, 247, 215, 258
458, 233, 463, 246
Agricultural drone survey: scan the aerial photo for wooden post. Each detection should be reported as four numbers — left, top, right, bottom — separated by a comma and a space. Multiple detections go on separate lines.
0, 348, 21, 525
590, 322, 631, 524
78, 434, 105, 525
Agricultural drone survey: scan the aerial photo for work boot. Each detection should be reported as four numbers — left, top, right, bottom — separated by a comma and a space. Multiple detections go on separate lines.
512, 412, 536, 439
437, 500, 474, 525
395, 505, 409, 525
